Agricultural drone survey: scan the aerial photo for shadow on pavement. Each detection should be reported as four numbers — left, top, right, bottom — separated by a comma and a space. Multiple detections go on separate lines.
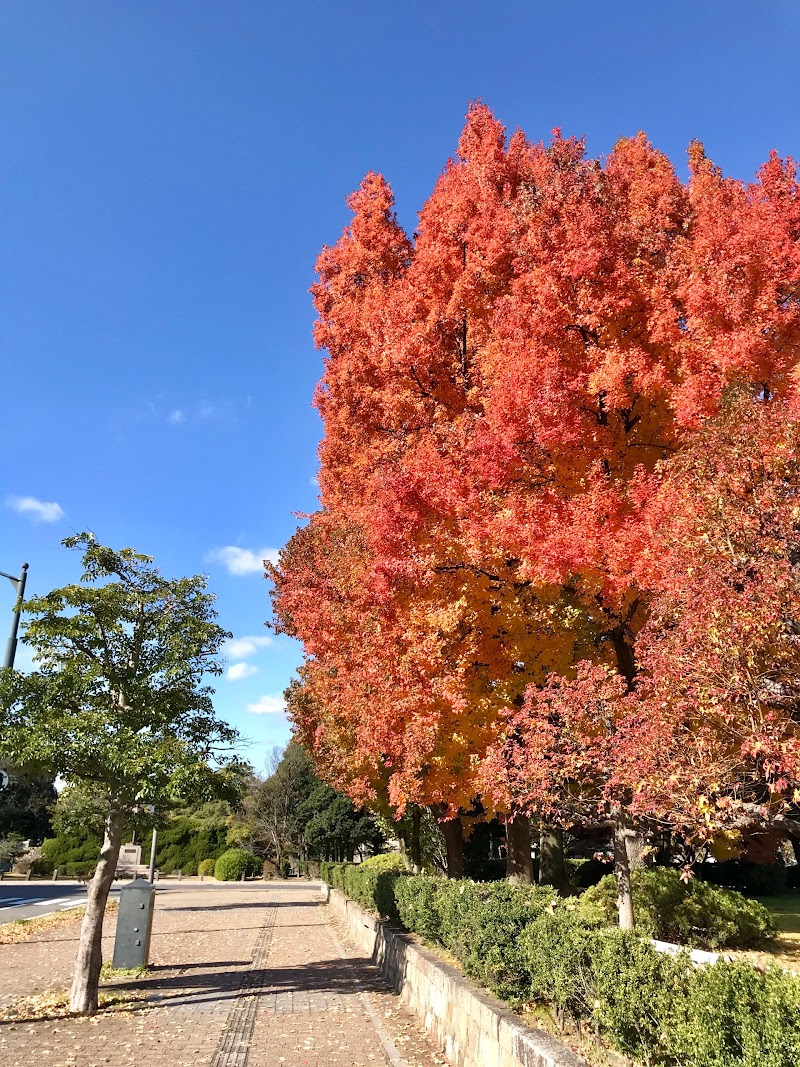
111, 953, 386, 1009
165, 900, 321, 912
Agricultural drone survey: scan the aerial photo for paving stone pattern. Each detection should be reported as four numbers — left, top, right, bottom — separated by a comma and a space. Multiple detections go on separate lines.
0, 882, 449, 1067
210, 899, 276, 1066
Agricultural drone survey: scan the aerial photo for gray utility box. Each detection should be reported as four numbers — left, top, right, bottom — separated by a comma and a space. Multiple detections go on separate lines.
112, 878, 155, 969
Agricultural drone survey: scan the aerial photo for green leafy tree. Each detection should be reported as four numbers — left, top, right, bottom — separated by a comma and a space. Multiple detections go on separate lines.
0, 535, 244, 1015
301, 783, 384, 861
231, 743, 318, 871
0, 832, 25, 871
52, 782, 121, 839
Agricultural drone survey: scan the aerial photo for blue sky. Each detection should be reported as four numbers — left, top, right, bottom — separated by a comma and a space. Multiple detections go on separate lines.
2, 1, 799, 771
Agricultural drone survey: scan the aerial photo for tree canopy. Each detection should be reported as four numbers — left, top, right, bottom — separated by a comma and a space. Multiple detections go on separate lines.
271, 104, 800, 922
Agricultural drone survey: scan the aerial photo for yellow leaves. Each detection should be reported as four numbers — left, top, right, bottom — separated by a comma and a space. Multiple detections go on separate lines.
710, 829, 743, 861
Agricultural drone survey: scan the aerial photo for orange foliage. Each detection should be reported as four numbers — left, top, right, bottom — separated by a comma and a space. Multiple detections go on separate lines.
270, 103, 800, 832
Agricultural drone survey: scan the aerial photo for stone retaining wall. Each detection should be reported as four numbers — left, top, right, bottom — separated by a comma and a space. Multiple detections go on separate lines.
324, 885, 587, 1067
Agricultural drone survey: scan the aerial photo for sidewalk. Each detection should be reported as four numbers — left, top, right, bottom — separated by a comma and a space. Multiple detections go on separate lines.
0, 881, 448, 1067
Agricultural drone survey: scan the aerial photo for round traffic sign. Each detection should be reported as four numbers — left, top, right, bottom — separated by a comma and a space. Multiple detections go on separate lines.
0, 770, 8, 790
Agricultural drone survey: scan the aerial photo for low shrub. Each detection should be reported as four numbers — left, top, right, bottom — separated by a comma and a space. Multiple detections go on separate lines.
394, 875, 445, 942
357, 852, 407, 872
29, 856, 55, 877
523, 919, 800, 1067
579, 867, 776, 948
197, 858, 216, 877
440, 881, 556, 1002
435, 880, 492, 960
667, 960, 800, 1067
213, 849, 261, 881
522, 910, 598, 1021
589, 928, 686, 1061
321, 860, 402, 919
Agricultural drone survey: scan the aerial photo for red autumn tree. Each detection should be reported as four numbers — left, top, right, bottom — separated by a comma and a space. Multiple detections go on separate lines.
486, 393, 800, 925
636, 392, 800, 850
271, 103, 800, 898
483, 662, 678, 927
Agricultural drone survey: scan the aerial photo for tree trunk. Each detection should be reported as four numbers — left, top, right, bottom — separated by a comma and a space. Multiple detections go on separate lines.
441, 818, 464, 879
69, 808, 125, 1015
410, 808, 422, 875
625, 828, 648, 868
655, 830, 672, 866
397, 834, 414, 872
613, 815, 635, 931
538, 825, 568, 891
506, 814, 533, 884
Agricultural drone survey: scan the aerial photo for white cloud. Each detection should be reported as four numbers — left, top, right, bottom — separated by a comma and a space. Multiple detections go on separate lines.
247, 692, 287, 715
310, 474, 320, 488
199, 402, 215, 418
6, 495, 64, 523
168, 409, 185, 424
206, 545, 280, 575
227, 661, 258, 681
222, 634, 273, 659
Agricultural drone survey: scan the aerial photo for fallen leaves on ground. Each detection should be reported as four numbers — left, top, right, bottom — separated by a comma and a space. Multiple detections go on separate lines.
0, 899, 118, 945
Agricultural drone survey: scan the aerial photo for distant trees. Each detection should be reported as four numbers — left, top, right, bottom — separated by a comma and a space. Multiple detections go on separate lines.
231, 742, 384, 870
300, 782, 384, 862
0, 765, 56, 843
232, 743, 318, 872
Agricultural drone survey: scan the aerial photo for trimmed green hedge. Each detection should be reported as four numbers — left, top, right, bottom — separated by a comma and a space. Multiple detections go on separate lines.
321, 858, 402, 919
41, 831, 100, 874
150, 818, 228, 877
578, 867, 776, 949
321, 863, 800, 1067
214, 849, 262, 881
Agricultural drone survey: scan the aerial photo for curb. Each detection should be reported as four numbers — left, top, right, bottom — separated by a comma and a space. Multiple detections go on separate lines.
324, 884, 587, 1067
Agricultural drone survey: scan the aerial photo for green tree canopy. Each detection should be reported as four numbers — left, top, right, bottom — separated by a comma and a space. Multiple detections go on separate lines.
301, 782, 384, 862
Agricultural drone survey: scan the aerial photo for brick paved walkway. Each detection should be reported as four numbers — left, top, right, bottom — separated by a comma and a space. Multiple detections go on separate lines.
0, 882, 448, 1067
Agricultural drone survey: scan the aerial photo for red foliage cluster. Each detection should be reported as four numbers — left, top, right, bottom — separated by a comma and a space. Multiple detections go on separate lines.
270, 104, 800, 857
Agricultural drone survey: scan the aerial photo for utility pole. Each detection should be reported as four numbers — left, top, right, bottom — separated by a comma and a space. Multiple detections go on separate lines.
148, 829, 158, 883
1, 563, 28, 670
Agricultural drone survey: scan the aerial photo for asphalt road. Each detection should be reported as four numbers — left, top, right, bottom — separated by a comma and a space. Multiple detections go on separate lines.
0, 882, 101, 921
0, 878, 319, 921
